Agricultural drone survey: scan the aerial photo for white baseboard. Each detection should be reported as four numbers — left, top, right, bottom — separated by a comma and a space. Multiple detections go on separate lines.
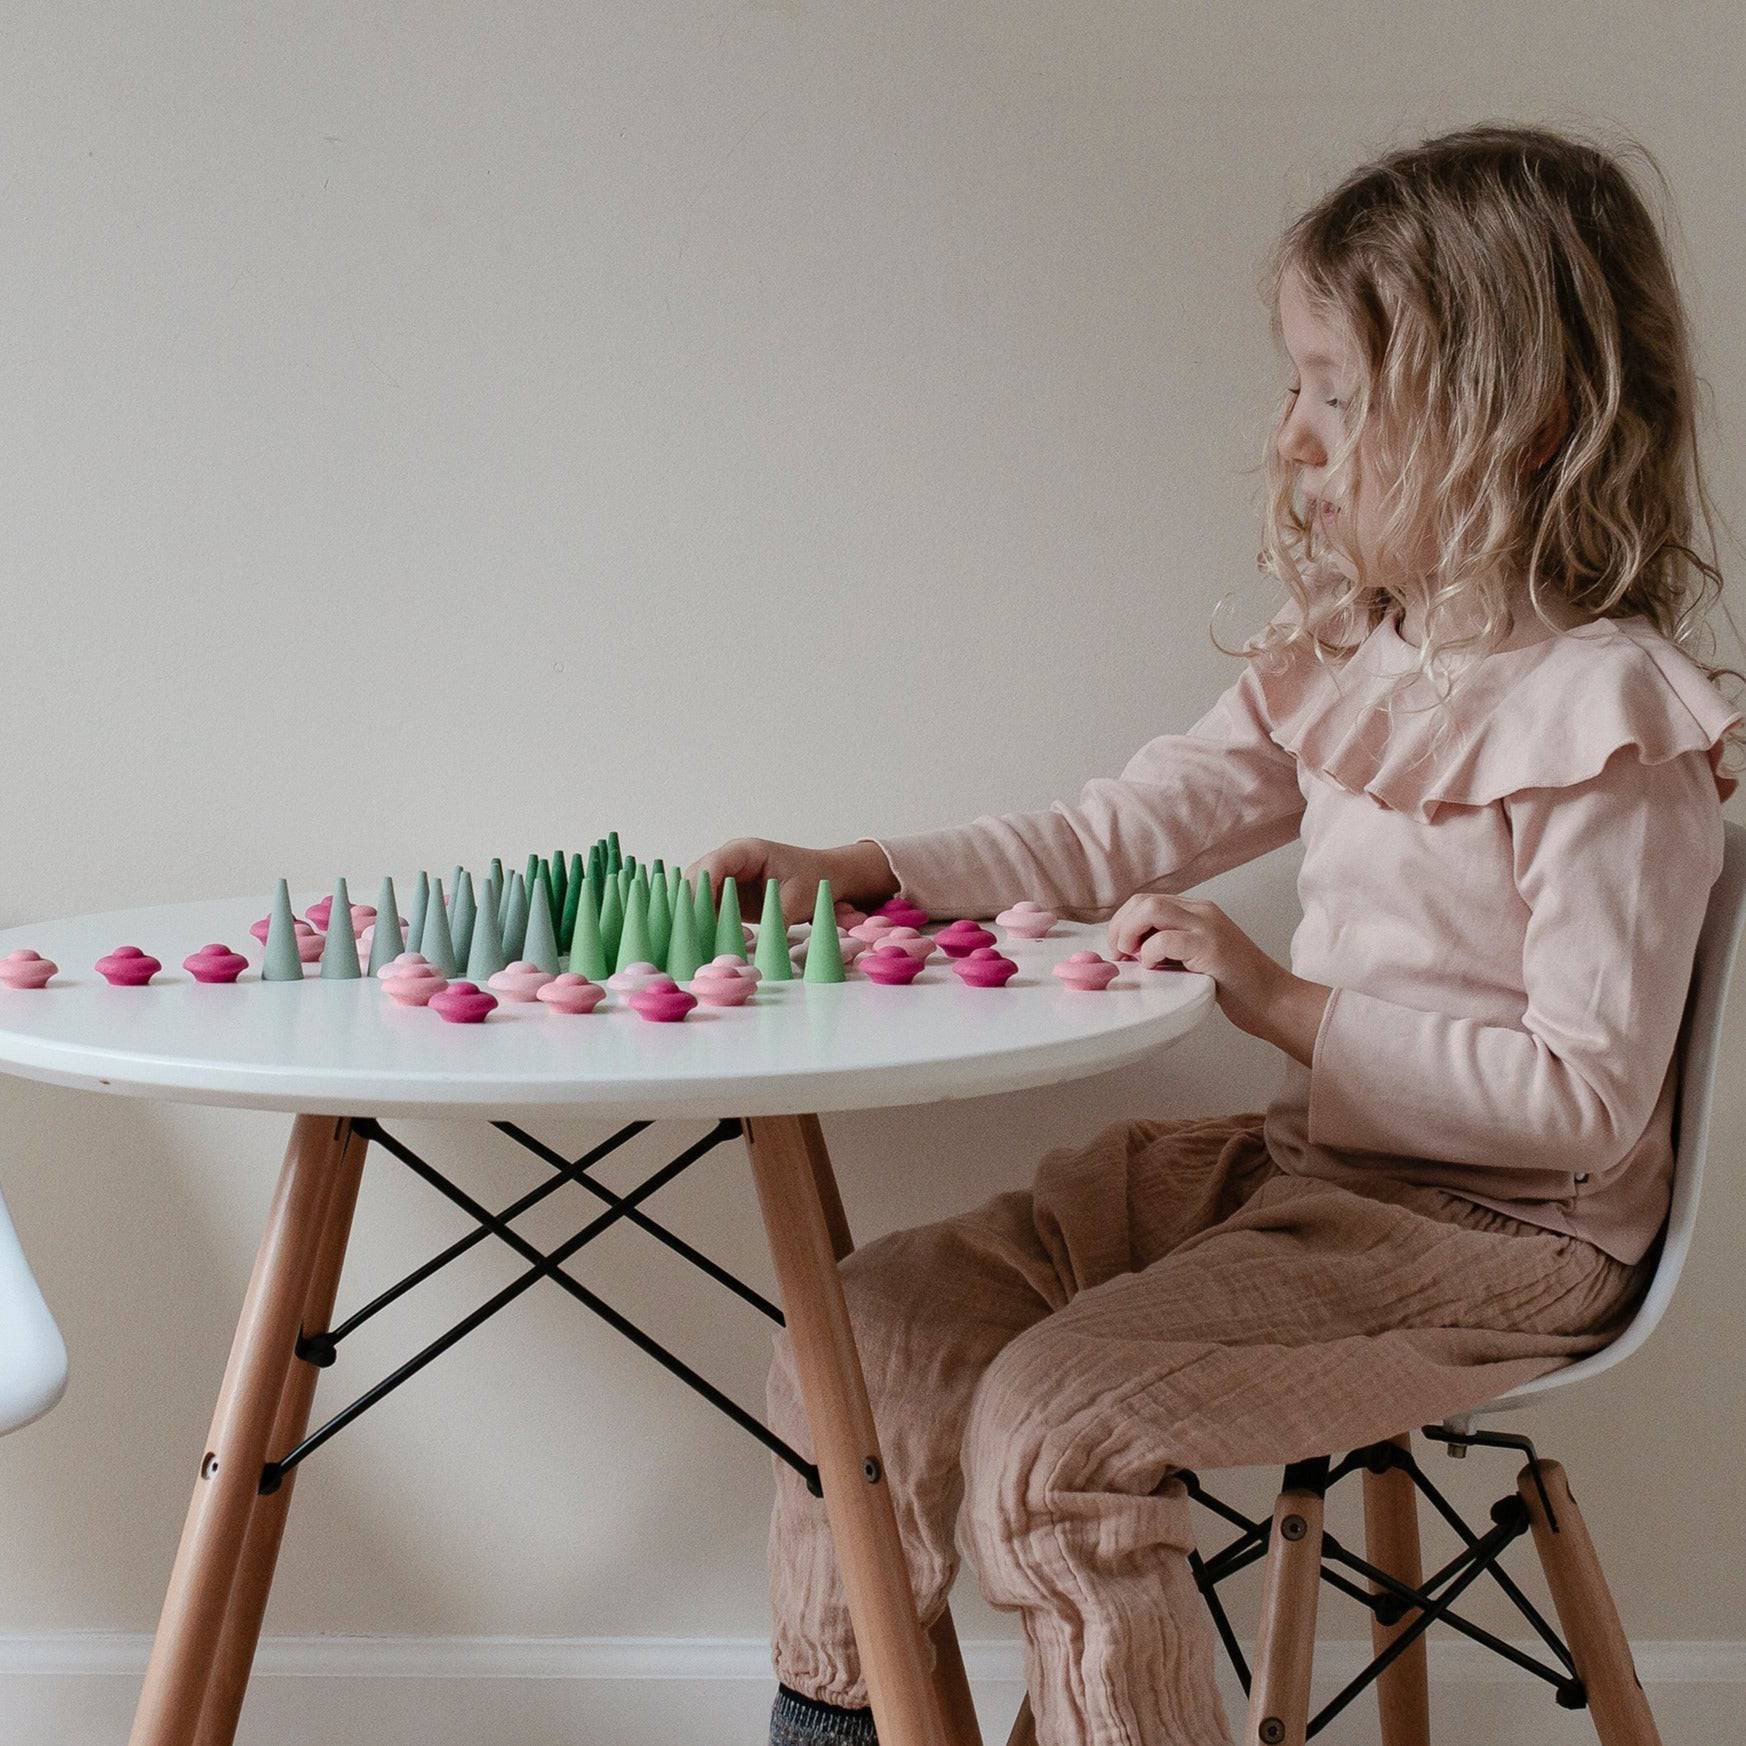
1, 1634, 1739, 1745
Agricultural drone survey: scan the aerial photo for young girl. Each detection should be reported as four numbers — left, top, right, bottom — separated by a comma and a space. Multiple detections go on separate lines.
691, 122, 1744, 1746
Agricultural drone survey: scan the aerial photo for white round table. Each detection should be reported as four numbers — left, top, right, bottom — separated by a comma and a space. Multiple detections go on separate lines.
0, 894, 1214, 1746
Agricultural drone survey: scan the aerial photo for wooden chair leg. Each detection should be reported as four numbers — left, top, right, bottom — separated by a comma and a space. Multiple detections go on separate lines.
191, 1119, 371, 1746
1518, 1460, 1663, 1746
128, 1115, 360, 1746
1363, 1435, 1431, 1746
744, 1113, 953, 1746
1245, 1475, 1326, 1746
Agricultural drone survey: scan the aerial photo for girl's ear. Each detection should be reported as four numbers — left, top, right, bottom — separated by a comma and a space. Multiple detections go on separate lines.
1525, 386, 1570, 470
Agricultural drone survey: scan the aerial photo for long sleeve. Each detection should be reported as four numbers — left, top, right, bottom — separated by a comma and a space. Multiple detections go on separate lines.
863, 656, 1309, 922
1306, 743, 1723, 1180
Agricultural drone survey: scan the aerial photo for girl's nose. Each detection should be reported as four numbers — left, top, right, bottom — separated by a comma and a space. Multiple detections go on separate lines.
1276, 406, 1325, 471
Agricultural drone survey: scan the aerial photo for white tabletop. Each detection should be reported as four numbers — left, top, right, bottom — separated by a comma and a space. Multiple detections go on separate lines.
0, 895, 1215, 1120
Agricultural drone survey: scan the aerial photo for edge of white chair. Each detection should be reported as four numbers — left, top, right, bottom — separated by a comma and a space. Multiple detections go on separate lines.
0, 1181, 69, 1435
1455, 817, 1746, 1425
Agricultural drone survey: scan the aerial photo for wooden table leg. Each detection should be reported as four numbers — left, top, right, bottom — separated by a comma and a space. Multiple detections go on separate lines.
128, 1115, 363, 1746
191, 1119, 371, 1746
743, 1113, 958, 1746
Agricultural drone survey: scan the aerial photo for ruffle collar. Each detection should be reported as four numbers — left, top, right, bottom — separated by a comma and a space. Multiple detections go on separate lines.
1252, 610, 1743, 822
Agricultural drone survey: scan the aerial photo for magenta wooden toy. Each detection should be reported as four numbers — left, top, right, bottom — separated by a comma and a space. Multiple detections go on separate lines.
0, 950, 57, 991
951, 946, 1018, 988
306, 897, 375, 936
95, 946, 162, 987
607, 960, 663, 993
691, 963, 755, 1006
429, 981, 497, 1024
935, 919, 997, 959
488, 961, 556, 1003
380, 954, 448, 1007
627, 976, 698, 1023
848, 915, 899, 945
875, 897, 928, 930
859, 943, 924, 985
536, 973, 607, 1015
876, 926, 935, 964
996, 900, 1058, 939
1053, 950, 1120, 991
183, 944, 248, 984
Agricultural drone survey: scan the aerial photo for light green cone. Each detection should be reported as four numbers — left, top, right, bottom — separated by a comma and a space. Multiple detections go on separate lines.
599, 874, 624, 963
754, 879, 794, 981
615, 877, 653, 973
421, 878, 456, 977
567, 878, 609, 980
522, 874, 560, 974
263, 878, 304, 981
665, 887, 705, 984
320, 877, 362, 979
368, 877, 404, 977
713, 875, 746, 961
465, 884, 508, 982
406, 871, 430, 955
450, 871, 478, 966
694, 868, 716, 954
501, 872, 529, 960
803, 880, 847, 983
647, 872, 672, 969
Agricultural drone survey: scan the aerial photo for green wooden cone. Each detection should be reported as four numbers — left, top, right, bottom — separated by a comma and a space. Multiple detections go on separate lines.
713, 875, 746, 961
522, 874, 560, 974
665, 887, 705, 984
647, 872, 672, 969
599, 875, 625, 963
501, 871, 529, 960
482, 868, 501, 928
464, 883, 508, 982
754, 879, 794, 981
559, 852, 584, 952
406, 871, 430, 955
802, 880, 847, 983
368, 877, 404, 977
319, 878, 363, 979
523, 853, 541, 906
626, 854, 638, 878
567, 878, 609, 980
615, 878, 653, 973
551, 849, 569, 923
421, 878, 456, 977
450, 871, 478, 966
606, 832, 622, 874
263, 878, 304, 981
693, 868, 716, 955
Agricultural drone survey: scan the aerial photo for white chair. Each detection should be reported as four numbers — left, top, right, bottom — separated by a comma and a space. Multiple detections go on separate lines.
0, 1182, 68, 1435
1093, 817, 1746, 1746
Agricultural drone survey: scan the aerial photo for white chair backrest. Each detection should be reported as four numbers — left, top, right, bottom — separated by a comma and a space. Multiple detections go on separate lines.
1477, 817, 1746, 1416
0, 1183, 68, 1436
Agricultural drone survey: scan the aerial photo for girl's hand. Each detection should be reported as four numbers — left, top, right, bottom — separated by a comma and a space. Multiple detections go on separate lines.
1106, 892, 1332, 1065
683, 837, 897, 927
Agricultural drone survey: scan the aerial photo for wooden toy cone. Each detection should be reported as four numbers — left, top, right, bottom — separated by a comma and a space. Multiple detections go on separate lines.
647, 872, 673, 970
551, 849, 569, 924
450, 871, 478, 966
320, 877, 363, 979
465, 883, 509, 982
367, 877, 403, 977
754, 878, 794, 981
522, 874, 561, 975
501, 871, 529, 961
665, 885, 705, 984
421, 878, 457, 977
559, 853, 585, 953
615, 878, 653, 974
694, 868, 716, 954
803, 880, 846, 983
599, 874, 625, 964
262, 879, 304, 982
405, 870, 431, 955
713, 875, 746, 961
606, 831, 622, 874
567, 877, 609, 980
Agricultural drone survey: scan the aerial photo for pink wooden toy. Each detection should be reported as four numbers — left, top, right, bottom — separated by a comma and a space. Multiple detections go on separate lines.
95, 946, 162, 987
306, 897, 375, 936
253, 916, 326, 962
935, 919, 997, 959
875, 926, 935, 964
834, 900, 869, 930
0, 950, 57, 991
995, 901, 1058, 939
429, 981, 497, 1024
691, 963, 755, 1006
951, 946, 1018, 988
359, 917, 409, 956
183, 944, 248, 984
793, 927, 863, 968
380, 954, 448, 1007
859, 943, 924, 985
1053, 950, 1120, 991
627, 976, 698, 1023
875, 897, 929, 930
536, 974, 607, 1015
715, 955, 762, 984
847, 915, 899, 945
607, 960, 663, 993
488, 961, 556, 1003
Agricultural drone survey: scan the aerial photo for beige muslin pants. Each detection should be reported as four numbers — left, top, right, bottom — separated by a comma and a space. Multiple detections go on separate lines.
765, 1112, 1646, 1746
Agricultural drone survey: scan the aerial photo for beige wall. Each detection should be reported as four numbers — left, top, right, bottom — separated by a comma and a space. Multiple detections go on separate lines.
1, 0, 1741, 1696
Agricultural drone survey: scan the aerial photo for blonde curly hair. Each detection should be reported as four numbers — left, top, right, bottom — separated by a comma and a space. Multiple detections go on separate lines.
1233, 119, 1744, 782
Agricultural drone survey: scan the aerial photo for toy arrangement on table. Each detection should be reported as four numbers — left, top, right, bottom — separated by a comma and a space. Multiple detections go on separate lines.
0, 836, 1172, 1024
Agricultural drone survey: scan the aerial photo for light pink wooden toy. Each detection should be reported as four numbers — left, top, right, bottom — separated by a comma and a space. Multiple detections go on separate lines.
935, 919, 998, 959
875, 897, 929, 930
834, 901, 869, 929
359, 918, 410, 957
996, 901, 1058, 939
859, 943, 925, 985
95, 946, 162, 987
380, 954, 448, 1007
691, 962, 755, 1006
952, 946, 1018, 988
607, 960, 663, 993
793, 927, 863, 967
183, 944, 248, 984
536, 974, 607, 1015
714, 954, 762, 984
306, 897, 375, 936
0, 950, 57, 991
429, 981, 497, 1024
254, 916, 326, 962
627, 976, 697, 1023
1053, 950, 1120, 991
488, 961, 556, 1003
848, 915, 899, 945
876, 926, 935, 964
